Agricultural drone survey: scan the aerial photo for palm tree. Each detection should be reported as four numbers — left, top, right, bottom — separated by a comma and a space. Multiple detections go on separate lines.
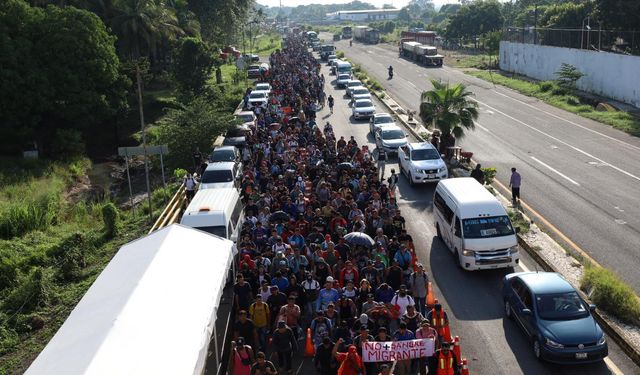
110, 0, 183, 219
419, 79, 479, 152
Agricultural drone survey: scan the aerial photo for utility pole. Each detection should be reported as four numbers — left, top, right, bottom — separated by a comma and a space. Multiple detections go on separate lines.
533, 3, 538, 45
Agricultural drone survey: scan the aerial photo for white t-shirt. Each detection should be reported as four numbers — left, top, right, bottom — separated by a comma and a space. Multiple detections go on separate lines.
392, 294, 414, 316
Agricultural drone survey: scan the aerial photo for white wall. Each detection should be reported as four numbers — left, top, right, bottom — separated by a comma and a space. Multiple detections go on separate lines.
500, 41, 640, 108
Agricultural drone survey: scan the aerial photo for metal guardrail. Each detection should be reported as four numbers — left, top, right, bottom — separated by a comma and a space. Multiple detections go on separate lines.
148, 184, 187, 234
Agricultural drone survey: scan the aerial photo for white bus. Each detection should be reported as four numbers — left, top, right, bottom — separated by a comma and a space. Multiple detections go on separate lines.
180, 188, 243, 243
433, 177, 519, 270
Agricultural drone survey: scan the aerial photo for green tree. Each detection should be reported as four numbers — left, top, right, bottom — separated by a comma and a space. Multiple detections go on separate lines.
419, 79, 479, 149
445, 0, 504, 41
539, 2, 592, 29
555, 63, 584, 90
171, 37, 215, 96
0, 0, 126, 154
111, 0, 183, 60
593, 0, 640, 31
397, 7, 411, 23
156, 96, 235, 169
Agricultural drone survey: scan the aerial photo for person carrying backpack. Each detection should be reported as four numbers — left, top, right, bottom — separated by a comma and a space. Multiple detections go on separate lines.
327, 95, 334, 114
410, 263, 429, 315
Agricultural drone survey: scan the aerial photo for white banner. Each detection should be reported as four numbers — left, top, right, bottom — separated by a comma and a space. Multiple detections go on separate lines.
362, 339, 435, 362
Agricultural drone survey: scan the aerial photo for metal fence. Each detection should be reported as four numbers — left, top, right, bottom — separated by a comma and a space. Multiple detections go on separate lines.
502, 27, 640, 56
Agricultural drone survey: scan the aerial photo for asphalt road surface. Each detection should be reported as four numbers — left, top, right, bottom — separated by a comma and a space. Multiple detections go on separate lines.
280, 51, 638, 375
329, 37, 640, 295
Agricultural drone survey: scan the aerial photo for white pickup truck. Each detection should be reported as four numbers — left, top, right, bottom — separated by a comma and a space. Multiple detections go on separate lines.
398, 142, 448, 186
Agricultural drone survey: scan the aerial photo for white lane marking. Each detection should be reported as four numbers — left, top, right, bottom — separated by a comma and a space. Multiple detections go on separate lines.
603, 357, 625, 375
530, 156, 581, 186
475, 122, 491, 133
491, 90, 640, 153
485, 110, 495, 114
408, 82, 418, 89
614, 206, 625, 213
614, 219, 627, 225
519, 260, 531, 272
473, 98, 640, 183
550, 145, 558, 149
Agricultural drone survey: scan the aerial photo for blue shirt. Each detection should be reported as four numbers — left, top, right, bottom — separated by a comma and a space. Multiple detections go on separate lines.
317, 288, 339, 310
393, 329, 415, 341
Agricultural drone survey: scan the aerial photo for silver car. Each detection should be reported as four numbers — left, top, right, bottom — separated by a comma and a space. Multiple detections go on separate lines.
369, 113, 396, 135
352, 99, 375, 120
374, 125, 408, 153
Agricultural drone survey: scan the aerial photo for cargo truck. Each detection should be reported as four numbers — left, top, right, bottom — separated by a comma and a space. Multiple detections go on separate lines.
354, 26, 380, 44
342, 26, 353, 39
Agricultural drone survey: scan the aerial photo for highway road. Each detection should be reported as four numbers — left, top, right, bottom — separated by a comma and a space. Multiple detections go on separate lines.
283, 52, 639, 375
329, 37, 640, 295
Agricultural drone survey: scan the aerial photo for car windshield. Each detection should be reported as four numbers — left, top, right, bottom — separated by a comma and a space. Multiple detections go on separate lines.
249, 92, 266, 99
256, 85, 269, 91
382, 129, 405, 140
237, 114, 254, 123
355, 101, 373, 108
338, 74, 350, 80
353, 89, 369, 95
196, 225, 227, 238
226, 128, 246, 138
211, 150, 236, 162
411, 148, 440, 160
462, 216, 514, 239
375, 116, 393, 124
349, 82, 362, 87
201, 170, 233, 183
536, 292, 589, 320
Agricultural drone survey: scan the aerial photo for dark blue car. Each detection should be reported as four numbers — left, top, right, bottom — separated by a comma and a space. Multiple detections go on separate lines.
502, 272, 608, 364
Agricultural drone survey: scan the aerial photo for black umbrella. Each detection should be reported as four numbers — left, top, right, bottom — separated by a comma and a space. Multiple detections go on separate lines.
337, 162, 354, 172
269, 210, 290, 223
343, 232, 375, 247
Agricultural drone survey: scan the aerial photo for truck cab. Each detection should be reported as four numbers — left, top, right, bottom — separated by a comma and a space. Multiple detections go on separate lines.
398, 142, 448, 185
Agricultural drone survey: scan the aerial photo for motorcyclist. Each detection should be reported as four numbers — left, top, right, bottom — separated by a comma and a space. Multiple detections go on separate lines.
388, 65, 393, 79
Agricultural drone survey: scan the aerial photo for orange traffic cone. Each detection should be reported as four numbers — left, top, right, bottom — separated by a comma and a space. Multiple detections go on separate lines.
442, 324, 452, 343
304, 328, 315, 357
453, 336, 461, 364
461, 358, 470, 375
426, 282, 435, 308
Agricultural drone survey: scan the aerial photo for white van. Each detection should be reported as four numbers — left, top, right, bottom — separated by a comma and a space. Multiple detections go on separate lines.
336, 60, 352, 75
433, 177, 519, 270
180, 188, 244, 243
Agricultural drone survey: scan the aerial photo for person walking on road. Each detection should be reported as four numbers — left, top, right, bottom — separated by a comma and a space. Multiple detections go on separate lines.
328, 95, 334, 114
470, 164, 484, 185
332, 339, 365, 375
271, 320, 297, 374
509, 167, 521, 206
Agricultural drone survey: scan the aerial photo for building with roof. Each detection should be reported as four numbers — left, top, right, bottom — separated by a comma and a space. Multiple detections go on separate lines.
326, 9, 400, 21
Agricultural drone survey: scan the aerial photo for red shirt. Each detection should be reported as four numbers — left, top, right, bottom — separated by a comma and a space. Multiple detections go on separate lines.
336, 353, 364, 375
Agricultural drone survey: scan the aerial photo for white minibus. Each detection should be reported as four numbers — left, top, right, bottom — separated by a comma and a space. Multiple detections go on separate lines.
433, 177, 519, 270
180, 188, 243, 243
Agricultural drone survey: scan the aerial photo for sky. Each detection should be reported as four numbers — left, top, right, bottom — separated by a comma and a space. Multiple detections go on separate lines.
256, 0, 462, 10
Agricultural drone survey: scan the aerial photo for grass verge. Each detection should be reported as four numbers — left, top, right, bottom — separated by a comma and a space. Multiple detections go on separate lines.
581, 265, 640, 325
468, 70, 640, 136
448, 53, 498, 70
0, 159, 153, 374
508, 209, 530, 234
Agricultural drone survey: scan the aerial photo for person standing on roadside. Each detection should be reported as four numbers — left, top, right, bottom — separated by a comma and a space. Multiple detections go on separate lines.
470, 164, 484, 185
328, 95, 334, 114
184, 173, 197, 202
509, 167, 521, 205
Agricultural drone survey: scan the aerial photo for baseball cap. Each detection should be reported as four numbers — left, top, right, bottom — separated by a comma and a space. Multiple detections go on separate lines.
277, 321, 286, 327
326, 276, 334, 283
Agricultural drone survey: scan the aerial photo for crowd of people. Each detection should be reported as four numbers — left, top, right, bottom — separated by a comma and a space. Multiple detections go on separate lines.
228, 33, 460, 375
